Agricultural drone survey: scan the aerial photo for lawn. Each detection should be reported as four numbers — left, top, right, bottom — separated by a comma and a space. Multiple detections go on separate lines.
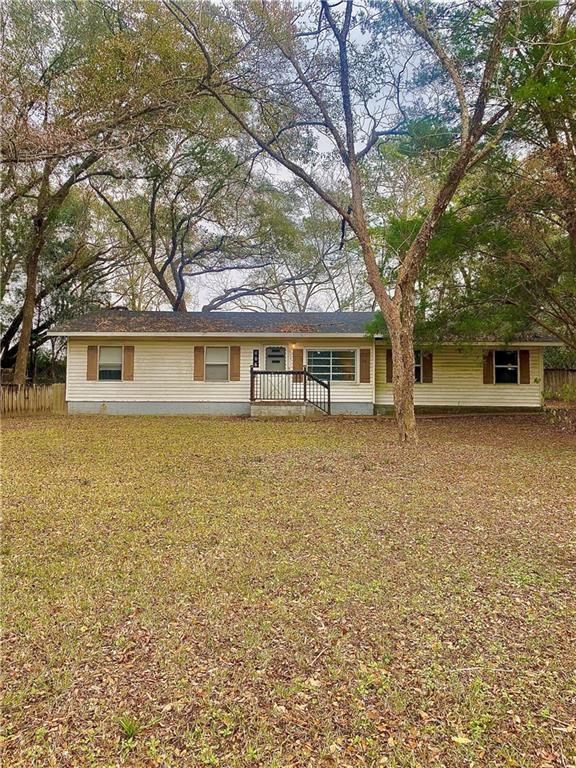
2, 414, 575, 767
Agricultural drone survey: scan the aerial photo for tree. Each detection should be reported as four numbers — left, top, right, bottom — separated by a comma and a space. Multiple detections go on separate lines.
384, 3, 576, 351
1, 189, 119, 371
166, 0, 573, 443
1, 0, 220, 382
89, 132, 277, 311
226, 180, 374, 312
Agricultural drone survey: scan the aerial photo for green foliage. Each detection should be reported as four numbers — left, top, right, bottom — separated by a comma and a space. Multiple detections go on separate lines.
116, 714, 142, 742
396, 119, 455, 156
544, 347, 576, 369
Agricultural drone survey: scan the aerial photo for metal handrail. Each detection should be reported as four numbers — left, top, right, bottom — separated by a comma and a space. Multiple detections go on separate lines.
250, 366, 331, 414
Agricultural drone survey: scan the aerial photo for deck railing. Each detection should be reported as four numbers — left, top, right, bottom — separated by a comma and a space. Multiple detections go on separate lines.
250, 367, 331, 414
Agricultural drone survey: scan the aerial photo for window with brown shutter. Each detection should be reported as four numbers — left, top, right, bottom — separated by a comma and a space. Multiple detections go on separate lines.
519, 349, 530, 384
385, 349, 393, 383
359, 349, 371, 383
230, 346, 241, 381
193, 346, 205, 381
123, 346, 134, 381
387, 348, 432, 384
86, 346, 98, 381
483, 350, 494, 384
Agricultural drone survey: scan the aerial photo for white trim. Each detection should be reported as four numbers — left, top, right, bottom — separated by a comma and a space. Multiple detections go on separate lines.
493, 348, 520, 385
204, 344, 230, 383
96, 344, 123, 382
49, 331, 373, 339
414, 349, 422, 384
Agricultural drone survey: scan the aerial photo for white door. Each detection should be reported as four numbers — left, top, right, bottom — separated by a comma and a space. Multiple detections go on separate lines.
263, 346, 287, 399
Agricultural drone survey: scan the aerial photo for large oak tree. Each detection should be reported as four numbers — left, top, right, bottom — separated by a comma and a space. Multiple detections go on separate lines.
166, 0, 574, 442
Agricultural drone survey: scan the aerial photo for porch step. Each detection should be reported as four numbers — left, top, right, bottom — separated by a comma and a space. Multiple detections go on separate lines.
250, 401, 327, 418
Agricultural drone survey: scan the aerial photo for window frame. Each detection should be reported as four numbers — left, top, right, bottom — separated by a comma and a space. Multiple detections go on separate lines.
305, 348, 357, 384
493, 349, 519, 385
98, 345, 123, 381
414, 349, 422, 384
204, 345, 230, 382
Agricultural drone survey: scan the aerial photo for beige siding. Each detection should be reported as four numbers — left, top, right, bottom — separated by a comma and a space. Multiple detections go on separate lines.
66, 336, 375, 404
67, 338, 251, 403
375, 344, 543, 408
67, 337, 544, 408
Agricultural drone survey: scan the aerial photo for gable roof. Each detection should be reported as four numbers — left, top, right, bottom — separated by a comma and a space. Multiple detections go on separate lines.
49, 310, 377, 336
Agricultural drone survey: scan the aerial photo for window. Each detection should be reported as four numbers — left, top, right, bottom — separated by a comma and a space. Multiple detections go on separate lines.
414, 349, 422, 383
494, 349, 519, 384
98, 346, 122, 380
307, 350, 356, 381
205, 346, 229, 381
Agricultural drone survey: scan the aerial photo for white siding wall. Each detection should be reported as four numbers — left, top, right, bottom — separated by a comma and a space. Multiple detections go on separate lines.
66, 337, 375, 404
67, 338, 250, 403
66, 337, 544, 408
375, 344, 543, 408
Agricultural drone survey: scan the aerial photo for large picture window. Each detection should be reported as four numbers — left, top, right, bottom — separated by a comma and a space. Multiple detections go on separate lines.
205, 346, 229, 381
494, 349, 519, 384
307, 350, 356, 382
98, 346, 122, 380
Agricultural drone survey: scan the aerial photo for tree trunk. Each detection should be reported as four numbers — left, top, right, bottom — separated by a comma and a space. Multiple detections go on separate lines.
387, 309, 417, 444
357, 232, 418, 444
12, 231, 43, 384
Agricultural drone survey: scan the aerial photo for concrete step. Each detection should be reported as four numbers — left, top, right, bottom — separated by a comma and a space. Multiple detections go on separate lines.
250, 401, 327, 418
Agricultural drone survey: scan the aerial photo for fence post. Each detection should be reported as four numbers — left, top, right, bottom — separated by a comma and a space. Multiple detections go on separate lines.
52, 383, 67, 414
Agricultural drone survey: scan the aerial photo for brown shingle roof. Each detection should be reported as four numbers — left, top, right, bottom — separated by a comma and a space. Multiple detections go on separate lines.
49, 309, 560, 342
50, 310, 377, 335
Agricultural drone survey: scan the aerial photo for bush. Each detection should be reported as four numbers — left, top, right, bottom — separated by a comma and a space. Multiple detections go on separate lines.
544, 346, 576, 370
561, 383, 576, 403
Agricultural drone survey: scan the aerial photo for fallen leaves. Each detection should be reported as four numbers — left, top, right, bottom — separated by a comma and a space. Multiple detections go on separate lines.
1, 413, 575, 767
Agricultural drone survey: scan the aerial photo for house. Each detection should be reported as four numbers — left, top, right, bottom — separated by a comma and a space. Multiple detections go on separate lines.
48, 310, 556, 416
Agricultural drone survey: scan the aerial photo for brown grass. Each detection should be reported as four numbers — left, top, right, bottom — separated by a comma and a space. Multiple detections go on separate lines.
2, 414, 575, 767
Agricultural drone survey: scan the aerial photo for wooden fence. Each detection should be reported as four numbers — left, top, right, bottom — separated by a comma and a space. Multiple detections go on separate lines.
1, 383, 67, 415
544, 369, 576, 398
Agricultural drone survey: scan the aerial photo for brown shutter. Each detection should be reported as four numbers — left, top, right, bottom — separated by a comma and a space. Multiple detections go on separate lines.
359, 349, 371, 383
483, 350, 494, 384
194, 346, 205, 381
385, 349, 393, 383
292, 347, 304, 383
123, 346, 134, 381
230, 346, 241, 381
519, 349, 530, 384
422, 351, 433, 383
87, 346, 98, 381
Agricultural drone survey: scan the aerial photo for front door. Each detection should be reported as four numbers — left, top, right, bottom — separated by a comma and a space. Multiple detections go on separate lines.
265, 346, 286, 372
263, 346, 287, 399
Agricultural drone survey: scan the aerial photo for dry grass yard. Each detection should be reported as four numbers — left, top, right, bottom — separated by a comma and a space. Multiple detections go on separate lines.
2, 414, 575, 767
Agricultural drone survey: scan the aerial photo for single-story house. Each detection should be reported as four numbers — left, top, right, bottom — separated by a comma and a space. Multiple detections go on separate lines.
48, 310, 557, 416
